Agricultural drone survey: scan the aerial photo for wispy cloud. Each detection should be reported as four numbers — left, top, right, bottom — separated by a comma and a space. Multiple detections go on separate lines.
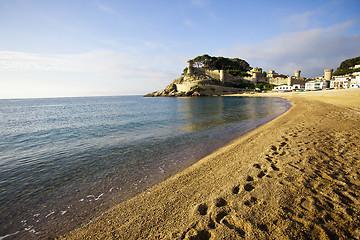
215, 21, 360, 77
190, 0, 209, 8
184, 19, 196, 28
95, 1, 115, 13
0, 50, 180, 96
285, 10, 318, 30
189, 0, 217, 21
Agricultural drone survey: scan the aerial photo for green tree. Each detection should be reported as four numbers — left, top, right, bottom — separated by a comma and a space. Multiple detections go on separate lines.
333, 56, 360, 76
255, 83, 275, 91
190, 55, 251, 72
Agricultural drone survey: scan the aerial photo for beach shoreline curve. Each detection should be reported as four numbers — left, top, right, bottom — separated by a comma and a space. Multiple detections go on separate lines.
62, 89, 360, 239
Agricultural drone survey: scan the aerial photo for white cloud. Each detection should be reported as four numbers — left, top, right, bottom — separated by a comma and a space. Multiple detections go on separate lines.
0, 50, 174, 77
189, 0, 217, 21
0, 50, 180, 98
184, 19, 196, 28
95, 1, 115, 13
284, 10, 317, 30
215, 21, 360, 77
0, 50, 126, 73
190, 0, 208, 8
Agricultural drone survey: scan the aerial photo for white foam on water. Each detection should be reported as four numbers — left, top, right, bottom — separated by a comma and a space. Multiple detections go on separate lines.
0, 231, 20, 240
94, 193, 104, 201
45, 211, 55, 218
24, 225, 33, 231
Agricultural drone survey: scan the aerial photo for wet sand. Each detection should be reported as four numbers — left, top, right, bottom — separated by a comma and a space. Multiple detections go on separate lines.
62, 89, 360, 239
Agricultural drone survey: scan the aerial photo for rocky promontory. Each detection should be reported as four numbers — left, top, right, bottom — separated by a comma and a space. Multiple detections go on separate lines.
145, 55, 255, 97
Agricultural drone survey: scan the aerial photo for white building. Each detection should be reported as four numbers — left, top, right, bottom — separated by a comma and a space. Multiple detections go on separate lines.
330, 77, 351, 89
274, 85, 301, 91
274, 85, 292, 91
350, 65, 360, 69
351, 76, 360, 88
305, 81, 325, 91
292, 84, 301, 90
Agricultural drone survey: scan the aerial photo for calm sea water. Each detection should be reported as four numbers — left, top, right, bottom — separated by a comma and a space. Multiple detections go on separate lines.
0, 96, 290, 239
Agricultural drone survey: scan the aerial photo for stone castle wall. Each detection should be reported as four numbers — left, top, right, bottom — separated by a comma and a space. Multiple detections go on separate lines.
269, 77, 289, 86
194, 68, 222, 80
268, 77, 308, 87
176, 83, 197, 92
193, 68, 248, 83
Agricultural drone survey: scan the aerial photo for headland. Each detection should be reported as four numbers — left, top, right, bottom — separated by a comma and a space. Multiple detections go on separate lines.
145, 55, 360, 97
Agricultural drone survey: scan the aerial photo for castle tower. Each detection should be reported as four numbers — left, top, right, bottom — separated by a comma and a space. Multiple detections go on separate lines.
187, 60, 194, 75
220, 70, 225, 82
295, 70, 301, 78
324, 69, 333, 80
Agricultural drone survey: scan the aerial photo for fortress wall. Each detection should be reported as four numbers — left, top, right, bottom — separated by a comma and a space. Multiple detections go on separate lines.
269, 77, 289, 86
289, 78, 307, 87
222, 74, 242, 82
243, 76, 254, 82
176, 83, 197, 92
193, 68, 247, 83
256, 77, 268, 83
194, 68, 222, 80
205, 69, 221, 80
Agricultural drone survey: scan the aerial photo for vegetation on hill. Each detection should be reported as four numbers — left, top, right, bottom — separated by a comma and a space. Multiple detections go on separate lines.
190, 54, 251, 72
333, 56, 360, 76
255, 83, 275, 92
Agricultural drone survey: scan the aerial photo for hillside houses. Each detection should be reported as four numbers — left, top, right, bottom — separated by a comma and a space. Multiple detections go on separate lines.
305, 81, 327, 91
272, 67, 360, 91
330, 74, 360, 89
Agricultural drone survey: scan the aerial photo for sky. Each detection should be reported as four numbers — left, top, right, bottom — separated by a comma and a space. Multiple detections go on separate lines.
0, 0, 360, 98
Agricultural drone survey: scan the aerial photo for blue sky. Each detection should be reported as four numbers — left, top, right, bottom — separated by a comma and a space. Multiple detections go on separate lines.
0, 0, 359, 98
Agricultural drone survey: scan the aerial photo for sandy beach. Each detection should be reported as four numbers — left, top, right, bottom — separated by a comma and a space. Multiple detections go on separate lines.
62, 88, 360, 239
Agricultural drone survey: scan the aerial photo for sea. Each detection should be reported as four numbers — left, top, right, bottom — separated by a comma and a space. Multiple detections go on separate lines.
0, 95, 290, 239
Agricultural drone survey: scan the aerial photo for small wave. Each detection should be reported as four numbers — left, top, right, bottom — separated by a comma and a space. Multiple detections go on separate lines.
0, 231, 20, 240
45, 211, 55, 218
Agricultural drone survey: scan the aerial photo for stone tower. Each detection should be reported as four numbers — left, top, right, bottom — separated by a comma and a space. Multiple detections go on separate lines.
295, 70, 301, 78
220, 70, 225, 82
187, 60, 194, 75
324, 69, 333, 80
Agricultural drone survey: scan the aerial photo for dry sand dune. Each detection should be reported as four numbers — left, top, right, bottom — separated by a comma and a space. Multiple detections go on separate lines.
62, 89, 360, 240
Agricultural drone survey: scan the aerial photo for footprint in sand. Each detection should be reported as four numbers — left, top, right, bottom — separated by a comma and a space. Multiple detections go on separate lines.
282, 136, 289, 141
215, 198, 227, 207
265, 156, 273, 163
257, 171, 266, 178
253, 163, 261, 169
246, 176, 254, 181
257, 223, 269, 232
183, 229, 211, 240
271, 163, 280, 171
215, 211, 228, 223
197, 203, 208, 216
232, 186, 240, 194
244, 183, 255, 192
222, 218, 246, 237
270, 145, 277, 151
244, 196, 258, 207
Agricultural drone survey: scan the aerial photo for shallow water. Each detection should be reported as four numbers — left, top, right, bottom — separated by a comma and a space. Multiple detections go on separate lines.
0, 96, 290, 239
